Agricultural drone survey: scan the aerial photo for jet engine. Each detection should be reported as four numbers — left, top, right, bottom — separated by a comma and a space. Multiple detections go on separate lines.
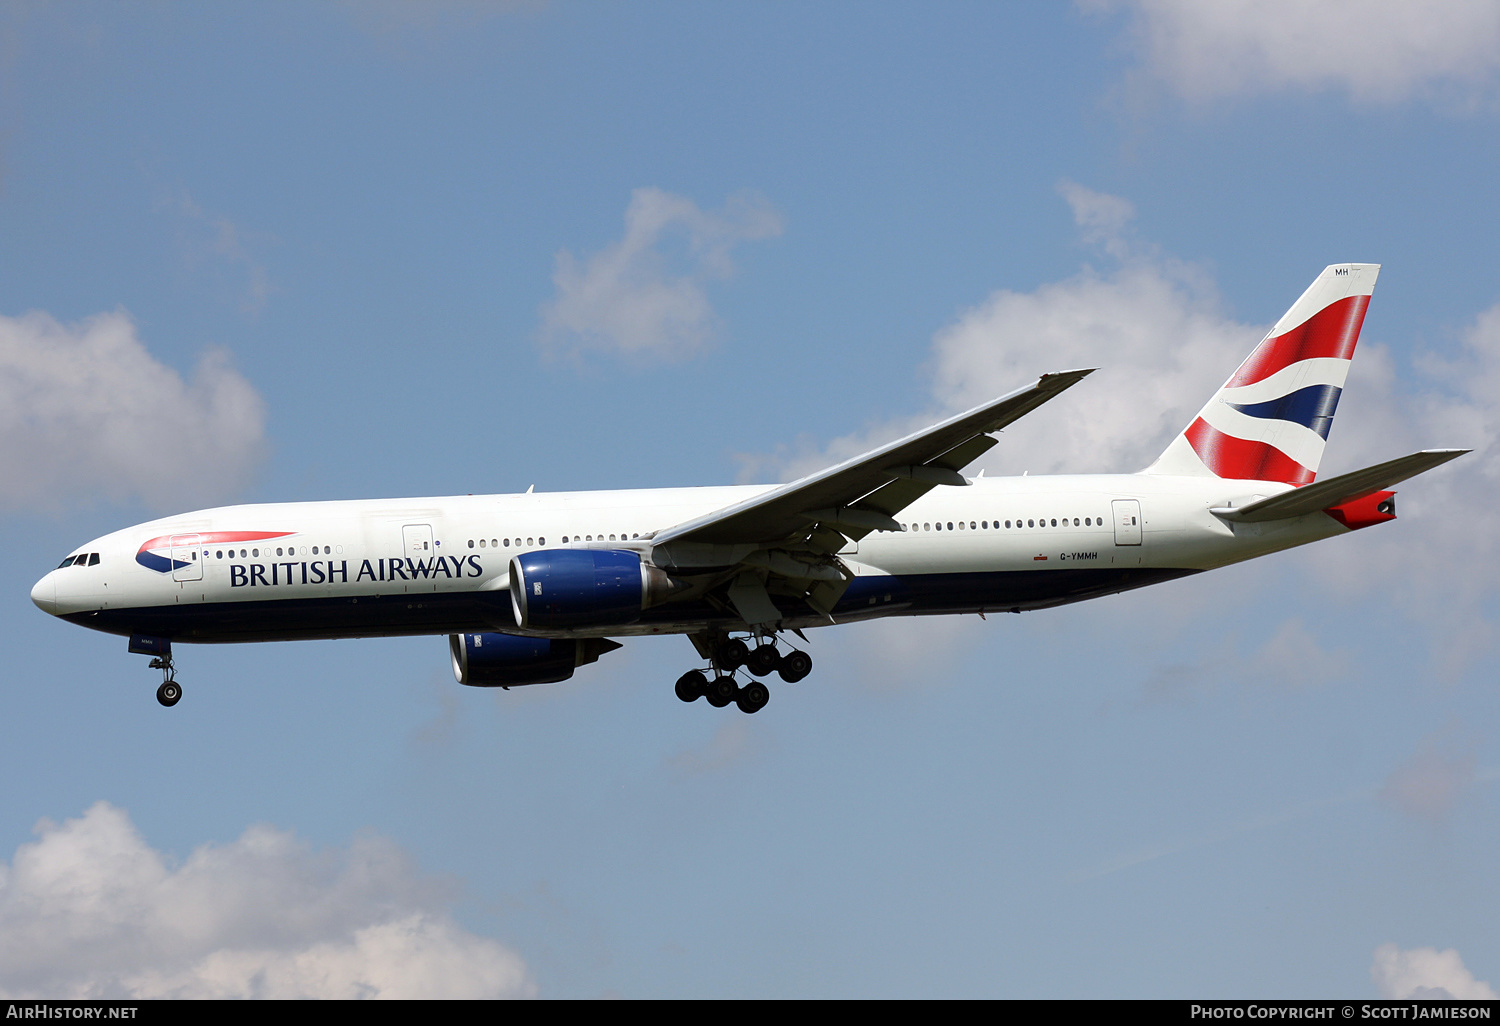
509, 549, 682, 629
449, 632, 622, 687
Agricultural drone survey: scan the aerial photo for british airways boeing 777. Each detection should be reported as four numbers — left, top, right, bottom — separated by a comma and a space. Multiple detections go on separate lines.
32, 264, 1466, 713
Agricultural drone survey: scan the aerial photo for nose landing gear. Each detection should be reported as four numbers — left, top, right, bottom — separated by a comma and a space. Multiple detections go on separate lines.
155, 677, 181, 707
131, 637, 181, 708
149, 656, 181, 707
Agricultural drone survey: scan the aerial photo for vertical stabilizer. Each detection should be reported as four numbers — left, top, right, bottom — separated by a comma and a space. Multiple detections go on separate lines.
1144, 263, 1379, 484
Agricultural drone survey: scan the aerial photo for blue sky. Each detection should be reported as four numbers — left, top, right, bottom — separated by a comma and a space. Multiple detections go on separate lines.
1, 1, 1497, 999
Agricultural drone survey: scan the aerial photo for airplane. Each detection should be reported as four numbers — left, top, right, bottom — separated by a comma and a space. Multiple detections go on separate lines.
31, 263, 1466, 714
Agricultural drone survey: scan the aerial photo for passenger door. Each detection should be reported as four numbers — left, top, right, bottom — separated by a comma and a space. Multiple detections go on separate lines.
171, 534, 203, 582
1111, 500, 1142, 546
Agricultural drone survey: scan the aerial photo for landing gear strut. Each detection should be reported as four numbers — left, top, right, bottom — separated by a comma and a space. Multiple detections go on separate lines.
149, 655, 181, 707
130, 636, 181, 708
673, 633, 813, 714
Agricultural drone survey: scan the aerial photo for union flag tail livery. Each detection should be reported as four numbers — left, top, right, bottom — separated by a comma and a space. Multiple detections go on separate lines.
32, 262, 1467, 714
1147, 263, 1378, 484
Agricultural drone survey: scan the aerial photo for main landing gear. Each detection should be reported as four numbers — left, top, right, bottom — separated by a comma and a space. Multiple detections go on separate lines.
674, 634, 812, 714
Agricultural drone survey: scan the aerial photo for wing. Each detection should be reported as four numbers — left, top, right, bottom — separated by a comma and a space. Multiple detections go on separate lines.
648, 369, 1094, 623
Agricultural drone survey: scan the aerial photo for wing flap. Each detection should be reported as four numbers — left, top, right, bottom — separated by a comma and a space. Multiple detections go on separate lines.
836, 435, 1001, 544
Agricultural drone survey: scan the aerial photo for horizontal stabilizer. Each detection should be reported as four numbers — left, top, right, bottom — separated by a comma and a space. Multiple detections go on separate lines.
1212, 449, 1469, 523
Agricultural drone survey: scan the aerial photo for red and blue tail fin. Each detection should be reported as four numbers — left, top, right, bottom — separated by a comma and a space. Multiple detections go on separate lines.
1145, 263, 1379, 484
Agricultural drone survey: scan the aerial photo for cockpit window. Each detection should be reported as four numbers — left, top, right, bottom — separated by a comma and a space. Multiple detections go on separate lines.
56, 553, 100, 569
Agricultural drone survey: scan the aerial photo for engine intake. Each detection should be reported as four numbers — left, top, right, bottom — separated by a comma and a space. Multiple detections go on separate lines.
449, 632, 621, 687
509, 549, 681, 629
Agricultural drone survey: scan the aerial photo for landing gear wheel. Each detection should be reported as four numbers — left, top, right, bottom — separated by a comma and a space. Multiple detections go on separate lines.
675, 670, 707, 703
156, 681, 181, 707
717, 638, 749, 671
747, 644, 781, 677
706, 676, 738, 708
778, 650, 812, 683
736, 681, 770, 714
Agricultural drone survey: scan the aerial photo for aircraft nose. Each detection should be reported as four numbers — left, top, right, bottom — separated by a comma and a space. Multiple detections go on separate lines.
31, 573, 58, 615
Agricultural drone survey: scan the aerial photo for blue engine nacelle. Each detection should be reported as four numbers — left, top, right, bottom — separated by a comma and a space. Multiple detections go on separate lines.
509, 548, 680, 629
449, 632, 622, 687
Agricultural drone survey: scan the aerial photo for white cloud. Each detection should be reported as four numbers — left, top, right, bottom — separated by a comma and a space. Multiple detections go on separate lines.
0, 309, 265, 511
538, 187, 784, 362
1378, 728, 1479, 823
1297, 299, 1499, 673
667, 720, 758, 775
1372, 943, 1498, 999
830, 614, 990, 693
747, 187, 1258, 485
740, 181, 1497, 683
1096, 0, 1500, 105
1138, 618, 1351, 705
928, 259, 1256, 478
1075, 783, 1370, 881
160, 190, 275, 314
1057, 180, 1136, 260
0, 802, 534, 999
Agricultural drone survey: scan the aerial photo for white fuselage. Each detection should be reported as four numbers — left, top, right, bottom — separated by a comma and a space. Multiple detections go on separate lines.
32, 472, 1342, 645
